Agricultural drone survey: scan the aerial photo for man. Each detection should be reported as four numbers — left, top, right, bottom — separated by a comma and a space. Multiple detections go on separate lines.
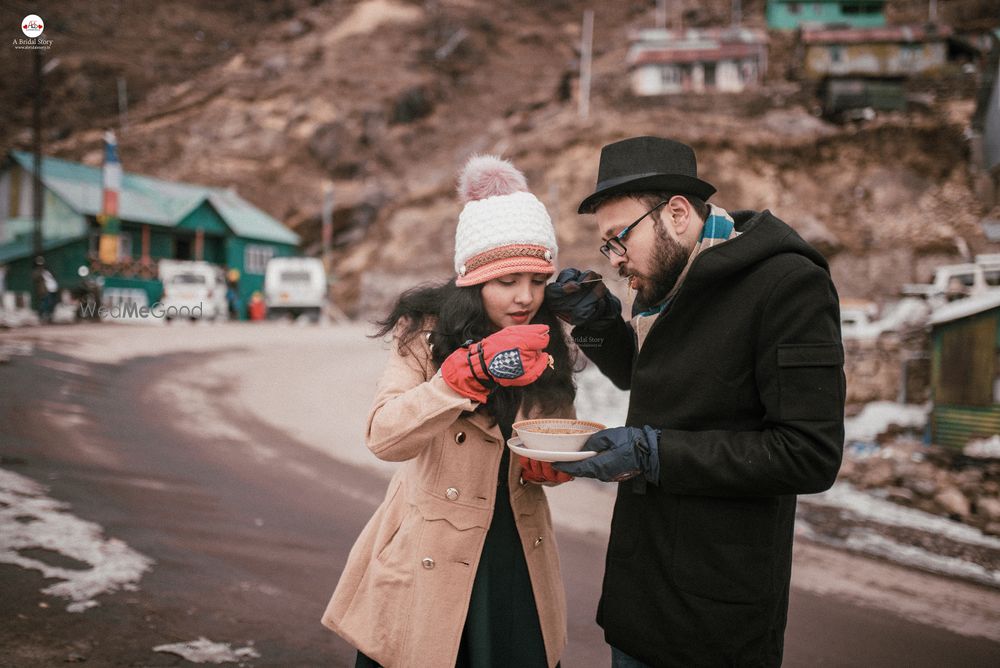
549, 137, 845, 667
31, 256, 59, 324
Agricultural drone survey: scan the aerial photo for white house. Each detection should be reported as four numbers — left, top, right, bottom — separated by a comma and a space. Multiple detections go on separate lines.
627, 27, 769, 95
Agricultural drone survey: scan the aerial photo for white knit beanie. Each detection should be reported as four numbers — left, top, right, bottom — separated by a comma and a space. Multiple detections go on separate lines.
453, 155, 558, 287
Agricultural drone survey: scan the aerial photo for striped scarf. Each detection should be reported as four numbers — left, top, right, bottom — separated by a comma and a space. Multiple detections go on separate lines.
632, 204, 740, 350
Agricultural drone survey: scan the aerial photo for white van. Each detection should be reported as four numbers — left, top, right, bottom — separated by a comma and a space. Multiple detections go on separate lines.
263, 257, 327, 322
901, 263, 990, 302
158, 260, 228, 322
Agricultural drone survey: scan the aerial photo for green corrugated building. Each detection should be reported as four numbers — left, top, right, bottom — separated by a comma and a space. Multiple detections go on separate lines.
928, 294, 1000, 448
766, 1, 886, 31
0, 151, 300, 318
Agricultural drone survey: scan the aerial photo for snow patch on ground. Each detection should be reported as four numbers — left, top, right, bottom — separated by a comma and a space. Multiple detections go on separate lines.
965, 435, 1000, 458
153, 638, 260, 664
798, 519, 1000, 589
844, 401, 928, 443
807, 482, 1000, 549
841, 530, 1000, 587
801, 482, 1000, 587
0, 467, 154, 612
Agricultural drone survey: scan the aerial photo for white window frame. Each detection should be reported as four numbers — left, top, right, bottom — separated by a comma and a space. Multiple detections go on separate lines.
244, 244, 274, 275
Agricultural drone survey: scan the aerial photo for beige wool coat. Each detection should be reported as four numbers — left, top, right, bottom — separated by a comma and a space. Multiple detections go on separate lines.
322, 325, 570, 668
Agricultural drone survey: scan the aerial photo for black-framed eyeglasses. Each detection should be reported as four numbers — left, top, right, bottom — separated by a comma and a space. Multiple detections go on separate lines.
599, 200, 668, 259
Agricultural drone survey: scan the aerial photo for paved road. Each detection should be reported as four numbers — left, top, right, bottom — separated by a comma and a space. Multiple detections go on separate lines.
1, 331, 999, 667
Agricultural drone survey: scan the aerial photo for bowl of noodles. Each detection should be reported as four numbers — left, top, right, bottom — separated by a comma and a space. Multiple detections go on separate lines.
512, 418, 605, 452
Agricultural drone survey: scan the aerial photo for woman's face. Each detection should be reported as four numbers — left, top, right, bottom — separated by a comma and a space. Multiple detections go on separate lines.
481, 272, 548, 330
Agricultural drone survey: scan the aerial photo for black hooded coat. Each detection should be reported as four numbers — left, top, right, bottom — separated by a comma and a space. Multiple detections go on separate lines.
573, 210, 846, 667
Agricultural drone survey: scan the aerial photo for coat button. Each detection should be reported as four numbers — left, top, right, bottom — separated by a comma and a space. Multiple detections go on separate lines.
446, 487, 460, 501
422, 557, 435, 569
534, 536, 543, 547
454, 432, 466, 444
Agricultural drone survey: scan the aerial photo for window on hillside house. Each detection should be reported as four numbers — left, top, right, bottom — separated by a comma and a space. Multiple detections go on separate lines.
88, 230, 133, 260
704, 62, 717, 87
118, 232, 133, 259
661, 66, 681, 86
900, 43, 921, 68
843, 2, 883, 15
788, 3, 801, 15
244, 244, 274, 274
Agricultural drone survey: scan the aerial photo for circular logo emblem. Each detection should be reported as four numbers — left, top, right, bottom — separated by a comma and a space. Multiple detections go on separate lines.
22, 15, 44, 38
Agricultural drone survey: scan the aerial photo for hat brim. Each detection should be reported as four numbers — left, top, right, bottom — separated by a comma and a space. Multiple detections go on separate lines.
577, 173, 716, 214
456, 257, 555, 287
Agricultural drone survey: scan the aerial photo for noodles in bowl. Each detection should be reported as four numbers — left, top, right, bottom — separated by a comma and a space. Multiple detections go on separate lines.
512, 419, 605, 452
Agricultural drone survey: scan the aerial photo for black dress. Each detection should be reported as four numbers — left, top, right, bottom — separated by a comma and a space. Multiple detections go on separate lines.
356, 421, 547, 668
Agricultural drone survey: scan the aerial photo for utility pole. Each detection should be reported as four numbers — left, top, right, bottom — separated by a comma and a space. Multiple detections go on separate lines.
929, 0, 938, 23
579, 9, 594, 121
117, 76, 129, 131
31, 49, 44, 259
321, 181, 334, 275
655, 0, 667, 30
732, 0, 742, 27
319, 182, 348, 323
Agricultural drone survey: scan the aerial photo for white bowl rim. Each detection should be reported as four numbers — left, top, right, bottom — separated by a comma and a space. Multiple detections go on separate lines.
512, 418, 606, 433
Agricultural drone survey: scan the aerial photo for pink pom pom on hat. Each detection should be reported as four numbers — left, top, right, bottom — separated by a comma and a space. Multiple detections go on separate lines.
453, 155, 558, 287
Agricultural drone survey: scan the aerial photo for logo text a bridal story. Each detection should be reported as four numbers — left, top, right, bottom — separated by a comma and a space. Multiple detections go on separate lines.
14, 14, 52, 50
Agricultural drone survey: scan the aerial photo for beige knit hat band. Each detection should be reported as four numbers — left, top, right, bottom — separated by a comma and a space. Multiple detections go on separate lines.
455, 254, 555, 287
460, 244, 553, 275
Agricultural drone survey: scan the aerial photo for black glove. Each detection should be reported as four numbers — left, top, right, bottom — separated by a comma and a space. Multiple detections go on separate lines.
544, 268, 622, 328
553, 426, 660, 483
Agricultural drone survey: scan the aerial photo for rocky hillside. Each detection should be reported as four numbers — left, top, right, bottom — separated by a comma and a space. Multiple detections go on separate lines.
2, 0, 998, 315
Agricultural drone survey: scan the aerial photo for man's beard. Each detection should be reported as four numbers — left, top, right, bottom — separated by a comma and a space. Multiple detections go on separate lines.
626, 221, 691, 310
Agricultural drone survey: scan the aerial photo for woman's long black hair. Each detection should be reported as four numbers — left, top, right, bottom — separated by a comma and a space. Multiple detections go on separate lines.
373, 278, 577, 428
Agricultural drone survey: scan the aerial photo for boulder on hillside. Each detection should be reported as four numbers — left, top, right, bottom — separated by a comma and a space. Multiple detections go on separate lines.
309, 121, 363, 178
392, 86, 435, 124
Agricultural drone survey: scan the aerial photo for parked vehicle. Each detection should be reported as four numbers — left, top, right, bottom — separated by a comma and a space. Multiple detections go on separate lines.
158, 260, 228, 322
840, 297, 930, 340
840, 298, 878, 335
263, 257, 327, 323
901, 263, 995, 302
975, 253, 1000, 287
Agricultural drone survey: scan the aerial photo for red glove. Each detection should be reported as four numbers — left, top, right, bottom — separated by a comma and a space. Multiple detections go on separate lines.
519, 456, 574, 485
441, 324, 551, 403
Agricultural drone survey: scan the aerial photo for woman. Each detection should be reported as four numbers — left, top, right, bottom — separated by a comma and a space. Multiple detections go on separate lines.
322, 155, 576, 667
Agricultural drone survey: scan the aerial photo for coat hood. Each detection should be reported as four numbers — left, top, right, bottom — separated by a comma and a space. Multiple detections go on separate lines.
682, 210, 830, 293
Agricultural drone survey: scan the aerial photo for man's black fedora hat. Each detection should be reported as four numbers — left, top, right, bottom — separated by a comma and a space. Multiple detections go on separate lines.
577, 136, 716, 214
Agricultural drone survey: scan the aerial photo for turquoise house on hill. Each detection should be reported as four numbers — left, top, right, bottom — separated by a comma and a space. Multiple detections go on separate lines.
0, 151, 300, 318
766, 0, 886, 30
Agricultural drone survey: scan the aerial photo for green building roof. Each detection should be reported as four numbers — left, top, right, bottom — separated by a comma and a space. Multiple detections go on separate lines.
0, 233, 83, 264
8, 151, 299, 245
